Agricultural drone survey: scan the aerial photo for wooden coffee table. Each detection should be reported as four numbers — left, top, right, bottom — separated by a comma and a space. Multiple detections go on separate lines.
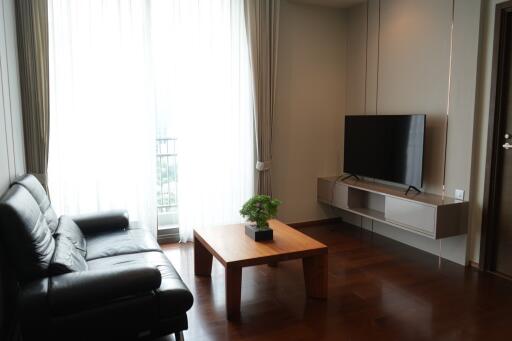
193, 219, 328, 320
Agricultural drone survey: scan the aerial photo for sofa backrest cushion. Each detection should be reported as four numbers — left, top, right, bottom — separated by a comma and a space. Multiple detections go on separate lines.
0, 185, 55, 281
50, 235, 88, 275
12, 174, 59, 233
55, 216, 86, 258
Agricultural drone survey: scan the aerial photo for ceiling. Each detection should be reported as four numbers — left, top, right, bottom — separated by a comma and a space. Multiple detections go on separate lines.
289, 0, 367, 9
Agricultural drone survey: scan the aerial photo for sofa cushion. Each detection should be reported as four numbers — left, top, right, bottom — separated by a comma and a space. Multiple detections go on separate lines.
85, 228, 161, 261
55, 216, 86, 257
50, 235, 88, 275
0, 185, 55, 281
87, 251, 194, 317
12, 174, 59, 233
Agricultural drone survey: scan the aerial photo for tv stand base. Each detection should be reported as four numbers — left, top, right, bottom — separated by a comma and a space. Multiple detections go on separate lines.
405, 185, 421, 195
340, 174, 360, 182
317, 176, 469, 240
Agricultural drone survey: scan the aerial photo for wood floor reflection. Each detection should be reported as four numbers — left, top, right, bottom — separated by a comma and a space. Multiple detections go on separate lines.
159, 223, 512, 341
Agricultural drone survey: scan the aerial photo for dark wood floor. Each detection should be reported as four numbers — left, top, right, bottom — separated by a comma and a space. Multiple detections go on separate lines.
159, 223, 512, 341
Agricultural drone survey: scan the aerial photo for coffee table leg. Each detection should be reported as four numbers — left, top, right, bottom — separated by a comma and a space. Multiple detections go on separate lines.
225, 265, 242, 320
303, 254, 328, 299
194, 237, 213, 276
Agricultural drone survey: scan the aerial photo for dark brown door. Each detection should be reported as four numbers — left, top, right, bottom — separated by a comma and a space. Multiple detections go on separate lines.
482, 1, 512, 278
494, 10, 512, 277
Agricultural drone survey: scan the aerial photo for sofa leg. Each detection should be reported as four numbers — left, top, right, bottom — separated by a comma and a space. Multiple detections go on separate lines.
175, 331, 184, 341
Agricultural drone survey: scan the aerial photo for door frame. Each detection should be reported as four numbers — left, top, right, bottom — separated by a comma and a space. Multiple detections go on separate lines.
480, 0, 512, 272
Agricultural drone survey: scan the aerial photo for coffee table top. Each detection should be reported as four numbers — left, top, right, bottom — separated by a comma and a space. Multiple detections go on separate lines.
193, 219, 327, 267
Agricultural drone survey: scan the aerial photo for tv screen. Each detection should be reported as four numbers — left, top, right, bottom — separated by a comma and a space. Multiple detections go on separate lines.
344, 115, 426, 188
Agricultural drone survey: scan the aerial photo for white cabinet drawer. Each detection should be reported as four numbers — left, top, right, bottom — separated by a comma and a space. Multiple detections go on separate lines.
385, 197, 436, 234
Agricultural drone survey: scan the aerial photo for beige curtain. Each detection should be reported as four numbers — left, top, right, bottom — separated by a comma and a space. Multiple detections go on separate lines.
244, 0, 280, 196
15, 0, 50, 190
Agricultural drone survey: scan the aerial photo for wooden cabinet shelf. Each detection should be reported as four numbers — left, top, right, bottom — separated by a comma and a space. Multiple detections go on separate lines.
317, 177, 468, 240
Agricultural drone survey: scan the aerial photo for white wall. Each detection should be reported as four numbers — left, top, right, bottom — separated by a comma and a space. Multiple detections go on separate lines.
342, 0, 482, 265
273, 0, 347, 223
0, 0, 25, 194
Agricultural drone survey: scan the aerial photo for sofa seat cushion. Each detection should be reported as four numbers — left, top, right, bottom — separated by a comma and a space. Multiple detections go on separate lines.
55, 216, 87, 257
87, 251, 193, 317
85, 228, 162, 260
50, 235, 88, 275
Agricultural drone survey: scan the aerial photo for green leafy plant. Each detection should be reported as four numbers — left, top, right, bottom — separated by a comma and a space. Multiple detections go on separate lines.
240, 195, 281, 229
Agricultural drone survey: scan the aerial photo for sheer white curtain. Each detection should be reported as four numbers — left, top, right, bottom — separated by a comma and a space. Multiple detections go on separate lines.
48, 0, 254, 240
150, 0, 254, 242
48, 0, 158, 232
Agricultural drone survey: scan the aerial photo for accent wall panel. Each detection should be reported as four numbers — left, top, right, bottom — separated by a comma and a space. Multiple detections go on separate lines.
344, 0, 482, 265
377, 0, 453, 195
345, 3, 367, 116
444, 0, 482, 197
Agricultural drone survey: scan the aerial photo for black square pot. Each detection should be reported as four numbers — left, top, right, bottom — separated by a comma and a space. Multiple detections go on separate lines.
245, 224, 273, 241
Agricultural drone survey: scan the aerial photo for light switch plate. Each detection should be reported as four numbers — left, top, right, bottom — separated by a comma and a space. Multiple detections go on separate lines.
454, 189, 465, 201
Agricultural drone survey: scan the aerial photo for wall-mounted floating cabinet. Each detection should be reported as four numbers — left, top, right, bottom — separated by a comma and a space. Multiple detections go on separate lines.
317, 177, 468, 240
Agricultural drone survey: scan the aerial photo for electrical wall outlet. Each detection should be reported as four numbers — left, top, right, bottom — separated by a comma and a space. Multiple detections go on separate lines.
454, 189, 465, 201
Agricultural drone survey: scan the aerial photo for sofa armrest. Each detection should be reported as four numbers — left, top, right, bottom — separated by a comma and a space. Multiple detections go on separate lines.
71, 210, 130, 235
48, 265, 161, 315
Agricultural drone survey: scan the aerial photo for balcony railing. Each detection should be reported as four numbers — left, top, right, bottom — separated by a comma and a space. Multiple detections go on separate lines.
156, 138, 178, 228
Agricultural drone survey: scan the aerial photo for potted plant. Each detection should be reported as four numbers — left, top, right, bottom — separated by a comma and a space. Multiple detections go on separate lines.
240, 195, 281, 241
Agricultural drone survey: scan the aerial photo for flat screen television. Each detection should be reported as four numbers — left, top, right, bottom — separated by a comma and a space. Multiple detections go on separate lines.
344, 114, 426, 189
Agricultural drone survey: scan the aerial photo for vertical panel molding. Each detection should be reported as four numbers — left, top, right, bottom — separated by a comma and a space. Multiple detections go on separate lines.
0, 0, 25, 193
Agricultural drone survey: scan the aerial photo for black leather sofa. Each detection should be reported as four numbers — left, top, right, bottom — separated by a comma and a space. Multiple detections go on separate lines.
0, 174, 193, 340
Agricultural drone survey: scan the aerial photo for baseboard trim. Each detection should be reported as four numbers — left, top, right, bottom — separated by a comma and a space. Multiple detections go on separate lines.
158, 232, 180, 244
158, 218, 343, 242
468, 261, 480, 269
288, 217, 343, 228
